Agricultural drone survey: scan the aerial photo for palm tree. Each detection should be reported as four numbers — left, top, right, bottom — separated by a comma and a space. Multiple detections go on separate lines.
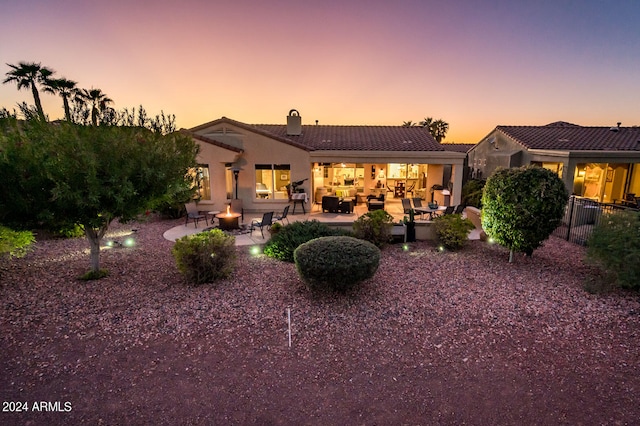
419, 116, 449, 142
3, 62, 55, 121
80, 88, 113, 126
44, 78, 78, 122
431, 119, 449, 142
402, 120, 417, 127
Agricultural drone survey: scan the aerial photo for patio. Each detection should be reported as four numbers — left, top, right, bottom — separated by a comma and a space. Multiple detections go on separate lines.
163, 199, 480, 245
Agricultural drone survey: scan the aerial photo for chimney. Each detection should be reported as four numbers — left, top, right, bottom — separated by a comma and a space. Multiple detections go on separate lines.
610, 122, 622, 132
286, 109, 302, 135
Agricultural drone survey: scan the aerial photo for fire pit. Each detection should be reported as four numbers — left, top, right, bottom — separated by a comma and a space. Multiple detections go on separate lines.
216, 206, 241, 231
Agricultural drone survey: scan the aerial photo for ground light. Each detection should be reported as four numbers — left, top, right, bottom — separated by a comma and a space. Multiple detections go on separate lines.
250, 245, 262, 256
402, 243, 410, 251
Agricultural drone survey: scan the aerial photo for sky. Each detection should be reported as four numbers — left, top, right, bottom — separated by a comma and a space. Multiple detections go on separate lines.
1, 0, 639, 142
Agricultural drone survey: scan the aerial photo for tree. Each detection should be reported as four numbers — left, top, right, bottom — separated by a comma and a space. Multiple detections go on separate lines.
3, 61, 55, 121
79, 88, 113, 126
402, 120, 417, 127
44, 77, 78, 122
481, 166, 568, 262
419, 117, 449, 142
0, 118, 199, 276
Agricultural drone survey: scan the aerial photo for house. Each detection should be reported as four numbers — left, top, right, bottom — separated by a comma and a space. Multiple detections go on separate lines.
186, 110, 467, 213
467, 122, 640, 203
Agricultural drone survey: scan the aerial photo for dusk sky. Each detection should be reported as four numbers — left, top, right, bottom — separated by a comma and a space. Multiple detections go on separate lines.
2, 0, 639, 142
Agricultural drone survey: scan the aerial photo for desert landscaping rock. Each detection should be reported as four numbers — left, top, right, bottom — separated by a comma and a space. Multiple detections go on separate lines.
1, 216, 639, 424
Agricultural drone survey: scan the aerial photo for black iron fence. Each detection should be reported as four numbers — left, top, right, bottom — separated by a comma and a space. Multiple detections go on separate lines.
553, 196, 635, 245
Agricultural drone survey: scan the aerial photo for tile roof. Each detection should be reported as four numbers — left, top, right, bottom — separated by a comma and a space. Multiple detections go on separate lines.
497, 124, 640, 151
252, 124, 444, 152
441, 143, 475, 153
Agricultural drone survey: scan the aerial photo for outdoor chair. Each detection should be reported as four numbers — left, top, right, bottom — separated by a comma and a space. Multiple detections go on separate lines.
401, 198, 413, 214
322, 195, 341, 213
184, 202, 208, 228
411, 197, 427, 219
274, 205, 290, 225
454, 204, 465, 214
250, 211, 274, 237
442, 206, 455, 215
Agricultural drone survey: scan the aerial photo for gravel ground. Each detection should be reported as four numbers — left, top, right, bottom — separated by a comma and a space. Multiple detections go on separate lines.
1, 216, 639, 425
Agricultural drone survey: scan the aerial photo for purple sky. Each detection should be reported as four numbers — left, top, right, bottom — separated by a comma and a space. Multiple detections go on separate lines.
2, 0, 639, 142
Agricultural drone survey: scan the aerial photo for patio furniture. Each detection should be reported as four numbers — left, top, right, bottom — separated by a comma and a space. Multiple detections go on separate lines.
367, 193, 385, 211
291, 193, 308, 214
250, 211, 274, 237
411, 197, 427, 219
274, 205, 290, 225
339, 198, 354, 213
454, 204, 465, 214
184, 202, 208, 228
216, 211, 241, 230
322, 195, 341, 213
441, 206, 455, 215
401, 198, 413, 214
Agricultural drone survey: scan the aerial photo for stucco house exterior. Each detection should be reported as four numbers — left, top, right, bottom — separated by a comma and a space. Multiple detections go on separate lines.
467, 122, 640, 203
186, 110, 466, 213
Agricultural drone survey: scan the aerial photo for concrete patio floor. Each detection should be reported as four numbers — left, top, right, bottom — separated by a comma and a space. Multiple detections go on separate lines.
163, 199, 480, 246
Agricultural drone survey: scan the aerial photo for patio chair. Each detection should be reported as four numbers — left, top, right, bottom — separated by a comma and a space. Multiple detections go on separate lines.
411, 197, 427, 219
401, 198, 413, 214
322, 195, 341, 213
442, 206, 455, 215
184, 202, 208, 228
454, 204, 465, 214
250, 211, 274, 237
274, 205, 290, 225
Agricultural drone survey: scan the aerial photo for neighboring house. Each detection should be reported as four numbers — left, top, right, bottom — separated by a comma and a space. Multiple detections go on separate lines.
468, 122, 640, 203
187, 110, 466, 213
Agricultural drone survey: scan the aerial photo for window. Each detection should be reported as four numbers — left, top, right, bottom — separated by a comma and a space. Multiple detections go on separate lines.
255, 164, 290, 199
190, 165, 210, 200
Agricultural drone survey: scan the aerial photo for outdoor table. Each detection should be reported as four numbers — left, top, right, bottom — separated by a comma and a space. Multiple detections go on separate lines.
415, 205, 447, 220
291, 193, 308, 214
207, 210, 220, 226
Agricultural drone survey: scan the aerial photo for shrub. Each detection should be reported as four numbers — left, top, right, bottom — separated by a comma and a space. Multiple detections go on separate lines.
461, 179, 485, 208
264, 220, 348, 262
172, 228, 236, 284
294, 236, 380, 292
587, 210, 640, 290
0, 225, 35, 259
352, 209, 394, 247
433, 214, 475, 250
482, 165, 568, 262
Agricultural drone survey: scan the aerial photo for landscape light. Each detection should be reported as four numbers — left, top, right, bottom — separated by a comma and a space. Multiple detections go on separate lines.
124, 237, 135, 247
250, 246, 261, 256
402, 244, 409, 251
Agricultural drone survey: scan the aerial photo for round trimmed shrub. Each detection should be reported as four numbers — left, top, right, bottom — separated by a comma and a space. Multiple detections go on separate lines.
294, 236, 380, 292
264, 220, 349, 262
482, 165, 568, 261
172, 228, 236, 284
433, 214, 475, 250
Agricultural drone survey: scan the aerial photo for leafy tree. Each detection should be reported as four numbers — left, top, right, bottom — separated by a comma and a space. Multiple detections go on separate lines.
79, 88, 113, 126
0, 118, 198, 275
587, 210, 640, 289
481, 165, 568, 262
44, 77, 79, 122
3, 62, 55, 121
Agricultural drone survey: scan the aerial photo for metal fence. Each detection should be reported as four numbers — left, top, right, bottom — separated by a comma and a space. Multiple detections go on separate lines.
553, 196, 634, 245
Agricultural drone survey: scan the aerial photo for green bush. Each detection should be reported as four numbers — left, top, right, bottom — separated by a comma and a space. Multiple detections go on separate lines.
172, 228, 236, 284
352, 209, 394, 247
482, 165, 568, 261
294, 236, 380, 292
0, 226, 35, 261
433, 214, 475, 250
587, 210, 640, 290
151, 181, 196, 219
264, 220, 348, 262
461, 179, 485, 208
